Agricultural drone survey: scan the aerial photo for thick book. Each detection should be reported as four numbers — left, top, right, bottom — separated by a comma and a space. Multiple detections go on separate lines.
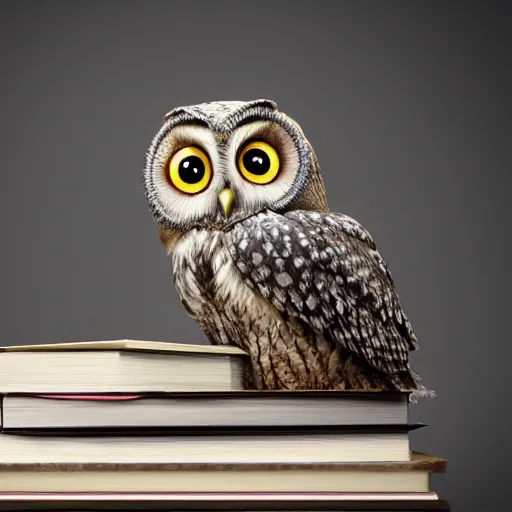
0, 391, 409, 430
0, 453, 447, 493
0, 340, 248, 393
0, 426, 422, 464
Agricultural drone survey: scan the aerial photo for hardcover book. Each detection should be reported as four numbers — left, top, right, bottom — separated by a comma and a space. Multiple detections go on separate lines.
0, 391, 410, 430
0, 340, 248, 393
0, 453, 446, 493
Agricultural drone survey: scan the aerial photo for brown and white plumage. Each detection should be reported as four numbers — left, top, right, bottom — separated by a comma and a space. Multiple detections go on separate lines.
144, 99, 431, 396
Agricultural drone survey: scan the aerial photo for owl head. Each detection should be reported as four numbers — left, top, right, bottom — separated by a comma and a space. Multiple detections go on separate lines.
144, 99, 329, 248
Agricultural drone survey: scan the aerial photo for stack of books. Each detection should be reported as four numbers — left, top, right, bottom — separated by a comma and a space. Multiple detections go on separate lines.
0, 339, 449, 511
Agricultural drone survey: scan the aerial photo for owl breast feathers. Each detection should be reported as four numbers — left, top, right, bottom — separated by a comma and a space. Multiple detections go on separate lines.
143, 99, 431, 397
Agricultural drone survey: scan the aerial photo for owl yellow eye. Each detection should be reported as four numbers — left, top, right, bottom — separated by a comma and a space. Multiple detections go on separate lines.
168, 146, 212, 194
238, 141, 280, 184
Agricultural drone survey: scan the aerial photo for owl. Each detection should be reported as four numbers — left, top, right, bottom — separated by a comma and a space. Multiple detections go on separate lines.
143, 99, 431, 397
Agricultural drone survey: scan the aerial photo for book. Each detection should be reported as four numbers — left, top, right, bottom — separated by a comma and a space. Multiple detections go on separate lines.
0, 391, 409, 430
0, 491, 442, 502
0, 340, 248, 393
0, 492, 450, 512
0, 453, 447, 493
0, 426, 420, 464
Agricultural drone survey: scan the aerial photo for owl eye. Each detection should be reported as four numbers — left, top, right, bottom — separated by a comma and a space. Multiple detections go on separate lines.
168, 146, 212, 194
237, 141, 280, 184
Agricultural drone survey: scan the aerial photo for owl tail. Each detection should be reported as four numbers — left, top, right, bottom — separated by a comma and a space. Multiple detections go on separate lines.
409, 387, 437, 403
390, 369, 436, 403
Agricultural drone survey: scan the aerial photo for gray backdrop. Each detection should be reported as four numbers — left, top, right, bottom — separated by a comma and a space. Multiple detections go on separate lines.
1, 1, 510, 510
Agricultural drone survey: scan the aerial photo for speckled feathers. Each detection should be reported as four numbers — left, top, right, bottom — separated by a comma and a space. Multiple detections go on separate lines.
230, 210, 418, 377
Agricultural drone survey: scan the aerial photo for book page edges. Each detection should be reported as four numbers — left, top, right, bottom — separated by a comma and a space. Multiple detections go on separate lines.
0, 470, 431, 493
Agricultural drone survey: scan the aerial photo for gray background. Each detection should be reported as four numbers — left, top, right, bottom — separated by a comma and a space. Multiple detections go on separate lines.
1, 1, 510, 510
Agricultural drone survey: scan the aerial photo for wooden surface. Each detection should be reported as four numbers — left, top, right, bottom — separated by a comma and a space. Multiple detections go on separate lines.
0, 452, 446, 473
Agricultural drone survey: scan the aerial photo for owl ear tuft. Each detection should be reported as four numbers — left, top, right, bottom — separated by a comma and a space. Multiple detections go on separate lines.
164, 106, 187, 121
246, 99, 278, 111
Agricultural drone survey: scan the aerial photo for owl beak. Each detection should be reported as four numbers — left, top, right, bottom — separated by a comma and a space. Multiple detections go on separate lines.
218, 188, 236, 218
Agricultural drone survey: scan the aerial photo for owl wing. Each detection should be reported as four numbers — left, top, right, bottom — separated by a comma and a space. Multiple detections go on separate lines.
229, 210, 418, 375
